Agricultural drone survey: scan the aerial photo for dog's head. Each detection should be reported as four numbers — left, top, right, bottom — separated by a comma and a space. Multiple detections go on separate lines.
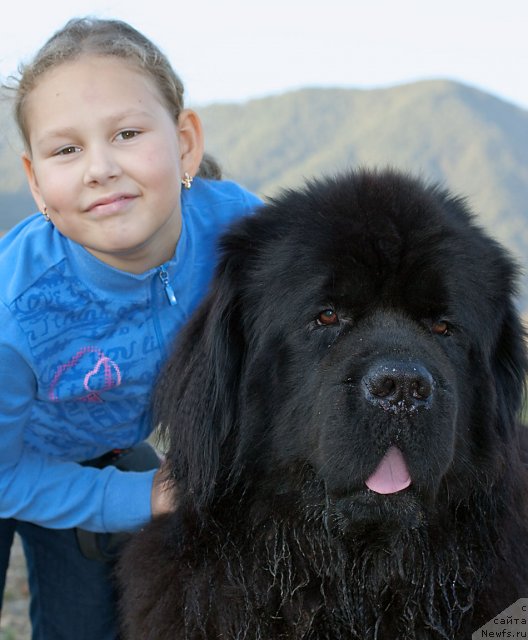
156, 169, 527, 530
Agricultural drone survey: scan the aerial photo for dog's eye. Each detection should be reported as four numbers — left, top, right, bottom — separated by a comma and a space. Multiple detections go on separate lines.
317, 309, 339, 326
431, 320, 451, 336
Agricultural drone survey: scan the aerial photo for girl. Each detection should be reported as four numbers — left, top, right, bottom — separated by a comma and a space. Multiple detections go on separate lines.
0, 17, 261, 639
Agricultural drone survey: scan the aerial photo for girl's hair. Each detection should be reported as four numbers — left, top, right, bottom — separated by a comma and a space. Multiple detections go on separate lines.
9, 16, 221, 179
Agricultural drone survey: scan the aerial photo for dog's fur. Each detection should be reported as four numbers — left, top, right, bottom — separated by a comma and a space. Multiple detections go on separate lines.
118, 169, 528, 639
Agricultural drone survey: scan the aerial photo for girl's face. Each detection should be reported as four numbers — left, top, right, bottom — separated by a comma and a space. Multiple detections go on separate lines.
22, 55, 203, 273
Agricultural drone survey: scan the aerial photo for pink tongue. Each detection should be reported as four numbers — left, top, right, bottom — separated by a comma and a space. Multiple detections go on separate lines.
365, 446, 411, 494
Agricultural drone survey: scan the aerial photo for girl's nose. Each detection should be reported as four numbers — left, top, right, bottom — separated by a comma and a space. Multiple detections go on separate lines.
83, 145, 122, 185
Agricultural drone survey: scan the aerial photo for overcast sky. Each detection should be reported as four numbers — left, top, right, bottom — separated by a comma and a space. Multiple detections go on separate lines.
0, 0, 526, 109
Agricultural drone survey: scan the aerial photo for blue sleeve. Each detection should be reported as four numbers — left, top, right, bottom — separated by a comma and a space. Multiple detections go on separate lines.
0, 304, 155, 533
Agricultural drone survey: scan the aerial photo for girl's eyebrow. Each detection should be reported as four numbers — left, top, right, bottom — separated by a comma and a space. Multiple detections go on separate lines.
103, 108, 156, 123
34, 126, 78, 149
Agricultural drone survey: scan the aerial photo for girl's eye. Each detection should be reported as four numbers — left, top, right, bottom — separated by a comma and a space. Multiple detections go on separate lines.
117, 130, 140, 141
317, 309, 339, 326
56, 146, 80, 156
431, 320, 451, 336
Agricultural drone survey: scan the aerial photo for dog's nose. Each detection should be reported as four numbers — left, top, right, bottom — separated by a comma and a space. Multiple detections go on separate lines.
362, 361, 434, 410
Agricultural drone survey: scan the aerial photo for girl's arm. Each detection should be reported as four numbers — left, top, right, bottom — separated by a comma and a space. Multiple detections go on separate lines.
0, 313, 156, 533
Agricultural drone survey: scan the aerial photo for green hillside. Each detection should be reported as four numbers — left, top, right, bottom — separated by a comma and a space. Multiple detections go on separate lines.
1, 79, 527, 307
197, 80, 528, 261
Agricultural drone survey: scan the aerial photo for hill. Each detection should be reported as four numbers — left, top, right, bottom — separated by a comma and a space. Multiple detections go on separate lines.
1, 79, 528, 307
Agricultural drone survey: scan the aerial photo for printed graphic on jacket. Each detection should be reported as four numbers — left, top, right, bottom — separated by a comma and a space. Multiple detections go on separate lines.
48, 346, 122, 403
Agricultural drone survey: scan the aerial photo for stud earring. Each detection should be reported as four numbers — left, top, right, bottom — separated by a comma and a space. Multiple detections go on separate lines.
181, 172, 193, 190
42, 206, 51, 223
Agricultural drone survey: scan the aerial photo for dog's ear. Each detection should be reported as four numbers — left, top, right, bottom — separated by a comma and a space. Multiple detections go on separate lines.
153, 247, 246, 510
491, 299, 528, 435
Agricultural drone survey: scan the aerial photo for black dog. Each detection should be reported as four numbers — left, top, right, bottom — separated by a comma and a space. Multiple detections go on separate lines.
118, 169, 528, 639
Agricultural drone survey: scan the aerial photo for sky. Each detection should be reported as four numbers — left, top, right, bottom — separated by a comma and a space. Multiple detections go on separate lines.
0, 0, 527, 110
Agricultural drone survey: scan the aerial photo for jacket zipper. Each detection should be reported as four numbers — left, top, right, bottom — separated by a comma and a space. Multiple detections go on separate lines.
158, 265, 177, 306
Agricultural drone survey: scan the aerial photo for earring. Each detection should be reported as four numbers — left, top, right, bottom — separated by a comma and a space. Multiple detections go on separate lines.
181, 172, 193, 190
42, 205, 51, 223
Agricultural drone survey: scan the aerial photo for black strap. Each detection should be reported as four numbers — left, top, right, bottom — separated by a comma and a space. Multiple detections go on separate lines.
75, 441, 161, 562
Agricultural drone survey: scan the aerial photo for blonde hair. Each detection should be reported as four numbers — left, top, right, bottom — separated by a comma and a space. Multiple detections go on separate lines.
8, 16, 221, 178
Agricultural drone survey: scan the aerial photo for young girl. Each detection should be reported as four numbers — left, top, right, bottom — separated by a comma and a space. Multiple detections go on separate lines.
0, 17, 261, 639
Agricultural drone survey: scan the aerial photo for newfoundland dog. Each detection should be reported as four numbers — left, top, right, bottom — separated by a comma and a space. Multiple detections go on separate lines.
118, 169, 528, 639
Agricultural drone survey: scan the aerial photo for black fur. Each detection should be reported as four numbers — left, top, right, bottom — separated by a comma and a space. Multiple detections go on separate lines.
118, 169, 528, 639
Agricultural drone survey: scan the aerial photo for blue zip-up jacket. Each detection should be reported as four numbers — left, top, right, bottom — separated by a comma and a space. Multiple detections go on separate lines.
0, 177, 261, 533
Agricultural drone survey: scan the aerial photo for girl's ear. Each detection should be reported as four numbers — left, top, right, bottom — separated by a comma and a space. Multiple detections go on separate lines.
177, 109, 204, 178
21, 153, 44, 211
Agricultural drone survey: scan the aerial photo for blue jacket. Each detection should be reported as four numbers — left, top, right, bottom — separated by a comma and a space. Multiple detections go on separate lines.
0, 178, 261, 533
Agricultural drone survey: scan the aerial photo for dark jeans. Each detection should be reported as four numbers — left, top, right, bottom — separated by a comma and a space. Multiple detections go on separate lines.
0, 518, 15, 609
0, 519, 119, 640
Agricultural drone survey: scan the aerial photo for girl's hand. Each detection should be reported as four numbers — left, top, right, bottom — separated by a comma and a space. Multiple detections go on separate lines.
151, 464, 179, 517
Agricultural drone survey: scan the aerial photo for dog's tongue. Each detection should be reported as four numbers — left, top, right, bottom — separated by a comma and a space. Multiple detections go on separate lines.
365, 446, 411, 494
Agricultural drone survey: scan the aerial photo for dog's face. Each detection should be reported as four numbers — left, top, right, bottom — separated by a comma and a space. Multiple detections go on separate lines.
227, 172, 524, 529
161, 170, 525, 534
